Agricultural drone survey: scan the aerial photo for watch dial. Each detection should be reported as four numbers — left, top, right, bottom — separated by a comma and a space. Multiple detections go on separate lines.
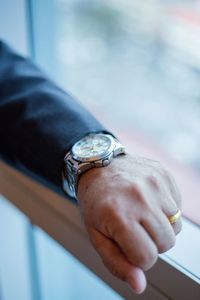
72, 134, 112, 160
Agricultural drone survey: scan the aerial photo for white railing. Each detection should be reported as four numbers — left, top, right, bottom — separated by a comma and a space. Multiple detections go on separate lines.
0, 160, 199, 300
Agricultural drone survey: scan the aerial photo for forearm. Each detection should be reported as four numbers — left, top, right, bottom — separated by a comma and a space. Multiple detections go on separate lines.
0, 41, 106, 191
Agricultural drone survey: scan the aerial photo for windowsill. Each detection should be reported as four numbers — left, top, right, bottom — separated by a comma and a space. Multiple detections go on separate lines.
0, 160, 199, 300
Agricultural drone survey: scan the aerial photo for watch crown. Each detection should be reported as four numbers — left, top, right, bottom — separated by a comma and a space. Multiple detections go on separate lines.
102, 159, 110, 167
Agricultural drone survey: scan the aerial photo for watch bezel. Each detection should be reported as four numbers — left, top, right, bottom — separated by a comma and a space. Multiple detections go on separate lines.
71, 133, 116, 162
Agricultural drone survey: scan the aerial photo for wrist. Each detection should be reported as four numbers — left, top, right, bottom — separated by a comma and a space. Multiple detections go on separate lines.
77, 154, 128, 202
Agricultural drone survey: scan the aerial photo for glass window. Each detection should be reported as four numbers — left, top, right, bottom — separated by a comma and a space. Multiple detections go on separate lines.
30, 0, 200, 226
34, 227, 122, 300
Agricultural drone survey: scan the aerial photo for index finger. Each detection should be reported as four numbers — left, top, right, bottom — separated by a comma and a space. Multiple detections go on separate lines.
111, 220, 158, 271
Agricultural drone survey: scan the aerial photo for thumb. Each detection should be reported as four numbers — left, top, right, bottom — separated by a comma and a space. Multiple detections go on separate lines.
127, 267, 147, 294
89, 228, 147, 294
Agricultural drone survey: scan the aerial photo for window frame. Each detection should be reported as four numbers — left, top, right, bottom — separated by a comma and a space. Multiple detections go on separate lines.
0, 161, 199, 300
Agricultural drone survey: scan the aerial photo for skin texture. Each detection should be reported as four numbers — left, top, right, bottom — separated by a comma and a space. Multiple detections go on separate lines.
77, 154, 182, 294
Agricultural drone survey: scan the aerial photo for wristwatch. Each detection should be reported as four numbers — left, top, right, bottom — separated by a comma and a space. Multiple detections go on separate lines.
62, 133, 126, 199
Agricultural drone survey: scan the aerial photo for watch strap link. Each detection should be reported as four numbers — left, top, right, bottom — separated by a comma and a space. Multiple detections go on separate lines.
63, 153, 79, 198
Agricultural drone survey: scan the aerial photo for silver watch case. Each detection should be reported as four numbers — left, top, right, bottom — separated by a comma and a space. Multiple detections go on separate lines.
63, 134, 125, 199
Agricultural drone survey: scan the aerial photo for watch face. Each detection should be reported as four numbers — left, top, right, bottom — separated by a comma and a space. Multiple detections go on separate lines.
72, 134, 113, 161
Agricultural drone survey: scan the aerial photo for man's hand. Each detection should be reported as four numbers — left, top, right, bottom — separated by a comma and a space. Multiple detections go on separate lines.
77, 154, 182, 294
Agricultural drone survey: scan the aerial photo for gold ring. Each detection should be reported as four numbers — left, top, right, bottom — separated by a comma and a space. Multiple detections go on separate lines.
168, 209, 181, 224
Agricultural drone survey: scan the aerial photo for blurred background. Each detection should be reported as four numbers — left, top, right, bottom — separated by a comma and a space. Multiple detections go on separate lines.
31, 0, 200, 225
0, 1, 200, 300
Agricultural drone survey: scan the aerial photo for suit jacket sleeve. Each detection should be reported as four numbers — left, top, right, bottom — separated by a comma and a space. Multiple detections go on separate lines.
0, 41, 108, 194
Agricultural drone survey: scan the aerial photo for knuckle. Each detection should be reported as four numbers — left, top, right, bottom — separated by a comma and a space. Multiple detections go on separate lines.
158, 235, 176, 253
99, 201, 118, 223
130, 183, 151, 209
99, 200, 125, 237
146, 174, 161, 191
161, 167, 175, 188
129, 183, 144, 200
166, 169, 176, 183
153, 162, 170, 181
136, 247, 158, 270
101, 200, 120, 219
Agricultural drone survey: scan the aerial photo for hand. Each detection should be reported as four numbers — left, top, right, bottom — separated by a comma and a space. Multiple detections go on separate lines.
77, 154, 182, 294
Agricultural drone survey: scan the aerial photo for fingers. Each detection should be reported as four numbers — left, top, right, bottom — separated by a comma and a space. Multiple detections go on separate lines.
157, 167, 182, 233
140, 209, 176, 253
89, 228, 147, 294
161, 193, 182, 236
147, 170, 182, 237
164, 169, 182, 209
147, 160, 182, 211
149, 160, 182, 209
170, 216, 182, 235
111, 221, 158, 271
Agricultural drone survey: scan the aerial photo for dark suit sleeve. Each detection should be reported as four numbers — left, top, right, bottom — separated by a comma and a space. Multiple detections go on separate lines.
0, 41, 108, 194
